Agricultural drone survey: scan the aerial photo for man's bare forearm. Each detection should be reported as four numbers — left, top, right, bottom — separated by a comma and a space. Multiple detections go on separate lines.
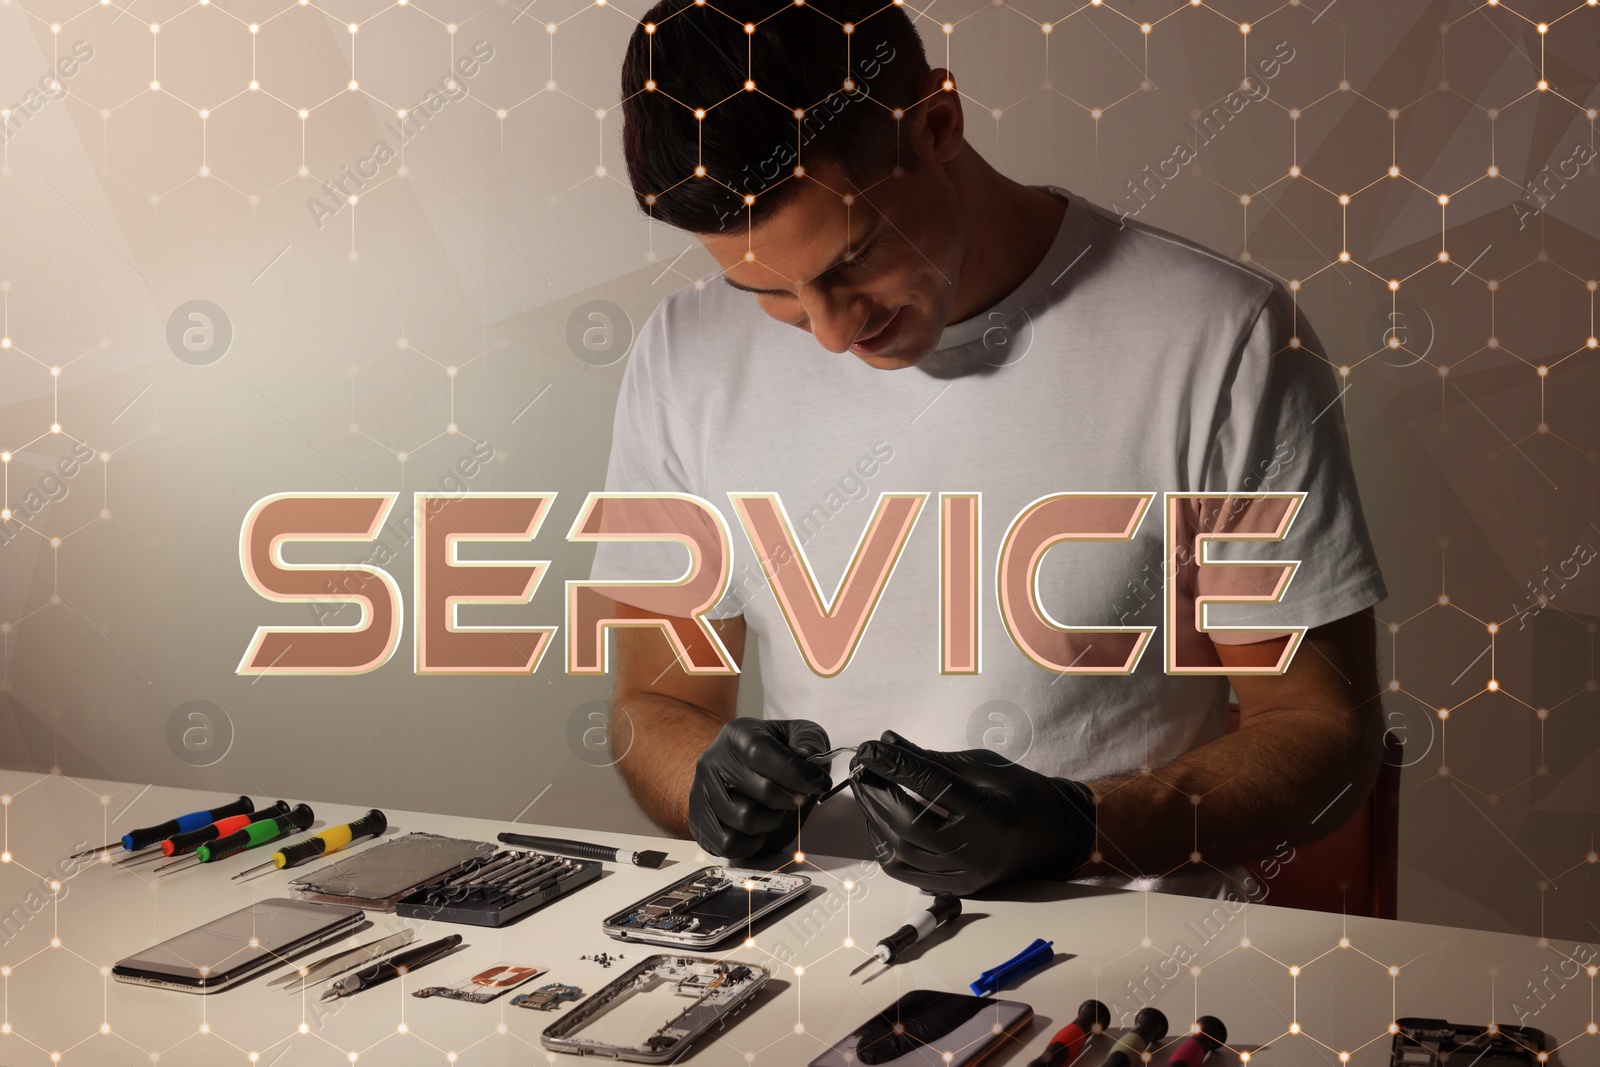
610, 694, 725, 838
1083, 707, 1379, 875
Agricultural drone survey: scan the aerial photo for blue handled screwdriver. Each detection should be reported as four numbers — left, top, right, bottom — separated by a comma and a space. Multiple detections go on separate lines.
70, 796, 255, 858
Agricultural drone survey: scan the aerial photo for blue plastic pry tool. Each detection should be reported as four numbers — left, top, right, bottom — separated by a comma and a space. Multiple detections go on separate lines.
968, 937, 1055, 996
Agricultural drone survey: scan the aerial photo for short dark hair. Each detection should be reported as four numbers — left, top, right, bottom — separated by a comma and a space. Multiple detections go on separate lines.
619, 0, 931, 234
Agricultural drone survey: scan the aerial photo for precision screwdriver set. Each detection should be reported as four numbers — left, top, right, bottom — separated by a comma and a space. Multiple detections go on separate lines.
394, 847, 602, 928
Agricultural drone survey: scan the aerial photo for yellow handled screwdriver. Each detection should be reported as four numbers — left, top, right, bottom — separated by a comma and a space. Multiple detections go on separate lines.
230, 809, 387, 879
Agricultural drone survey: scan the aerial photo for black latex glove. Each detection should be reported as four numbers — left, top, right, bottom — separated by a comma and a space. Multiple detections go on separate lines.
850, 730, 1096, 895
688, 718, 832, 861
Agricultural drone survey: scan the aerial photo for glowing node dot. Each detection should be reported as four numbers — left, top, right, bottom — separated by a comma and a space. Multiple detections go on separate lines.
299, 1024, 310, 1034
843, 879, 854, 891
744, 21, 754, 32
1339, 936, 1351, 947
1289, 165, 1301, 177
1438, 707, 1449, 720
1240, 194, 1251, 205
1339, 251, 1351, 262
1488, 165, 1498, 176
942, 23, 953, 34
1289, 965, 1301, 976
694, 165, 707, 176
198, 1023, 209, 1033
1538, 80, 1548, 91
1290, 1023, 1301, 1034
1439, 594, 1450, 604
1538, 707, 1550, 720
745, 80, 755, 91
1388, 279, 1400, 291
795, 1022, 806, 1034
1388, 165, 1400, 177
1141, 22, 1151, 32
1389, 965, 1400, 976
1289, 280, 1300, 291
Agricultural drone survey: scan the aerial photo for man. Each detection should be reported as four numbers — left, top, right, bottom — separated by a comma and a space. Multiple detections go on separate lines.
588, 0, 1387, 899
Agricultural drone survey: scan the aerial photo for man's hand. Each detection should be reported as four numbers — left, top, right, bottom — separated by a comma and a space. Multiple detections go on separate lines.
688, 718, 833, 860
850, 731, 1096, 895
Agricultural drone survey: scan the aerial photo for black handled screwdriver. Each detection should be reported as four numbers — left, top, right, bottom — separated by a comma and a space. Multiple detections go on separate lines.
71, 796, 255, 858
154, 804, 314, 873
231, 809, 387, 879
850, 893, 962, 977
320, 934, 462, 1000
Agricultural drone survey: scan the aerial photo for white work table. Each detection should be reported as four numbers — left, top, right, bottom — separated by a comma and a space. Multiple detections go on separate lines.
0, 772, 1594, 1066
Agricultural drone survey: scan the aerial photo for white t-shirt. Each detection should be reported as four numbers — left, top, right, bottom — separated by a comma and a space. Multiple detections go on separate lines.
589, 186, 1387, 900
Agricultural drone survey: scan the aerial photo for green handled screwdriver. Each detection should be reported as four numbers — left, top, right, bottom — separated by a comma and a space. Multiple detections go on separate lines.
154, 804, 314, 873
231, 809, 387, 880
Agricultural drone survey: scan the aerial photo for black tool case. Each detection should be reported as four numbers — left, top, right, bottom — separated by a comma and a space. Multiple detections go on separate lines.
394, 848, 602, 928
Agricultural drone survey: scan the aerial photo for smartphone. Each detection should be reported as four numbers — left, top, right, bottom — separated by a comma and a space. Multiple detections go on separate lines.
1391, 1017, 1546, 1065
540, 954, 771, 1063
807, 989, 1034, 1067
601, 866, 811, 949
112, 897, 365, 993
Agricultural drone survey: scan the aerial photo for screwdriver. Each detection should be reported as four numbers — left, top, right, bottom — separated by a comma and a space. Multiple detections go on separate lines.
231, 809, 387, 880
118, 802, 292, 868
71, 796, 255, 858
154, 804, 314, 873
850, 893, 962, 977
320, 933, 461, 1000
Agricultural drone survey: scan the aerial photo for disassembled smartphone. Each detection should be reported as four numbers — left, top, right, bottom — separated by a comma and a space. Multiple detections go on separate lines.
808, 989, 1034, 1067
540, 954, 770, 1063
602, 866, 811, 949
112, 897, 364, 994
1390, 1017, 1546, 1065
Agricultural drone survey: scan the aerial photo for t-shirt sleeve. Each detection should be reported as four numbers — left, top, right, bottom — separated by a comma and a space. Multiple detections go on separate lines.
586, 299, 746, 620
1196, 281, 1388, 643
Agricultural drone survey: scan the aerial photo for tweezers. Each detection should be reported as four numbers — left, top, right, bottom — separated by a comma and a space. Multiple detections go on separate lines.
807, 746, 858, 764
269, 929, 416, 992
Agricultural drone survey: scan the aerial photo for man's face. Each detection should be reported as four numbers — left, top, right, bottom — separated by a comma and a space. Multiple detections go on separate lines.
699, 156, 966, 370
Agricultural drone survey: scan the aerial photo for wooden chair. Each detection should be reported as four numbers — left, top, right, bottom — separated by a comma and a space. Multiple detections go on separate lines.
1226, 704, 1402, 919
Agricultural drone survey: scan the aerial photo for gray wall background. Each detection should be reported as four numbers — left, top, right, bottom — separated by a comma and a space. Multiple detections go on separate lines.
0, 0, 1596, 939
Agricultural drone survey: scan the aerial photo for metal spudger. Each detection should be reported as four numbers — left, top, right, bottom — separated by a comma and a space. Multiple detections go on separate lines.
807, 747, 858, 764
270, 930, 416, 992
